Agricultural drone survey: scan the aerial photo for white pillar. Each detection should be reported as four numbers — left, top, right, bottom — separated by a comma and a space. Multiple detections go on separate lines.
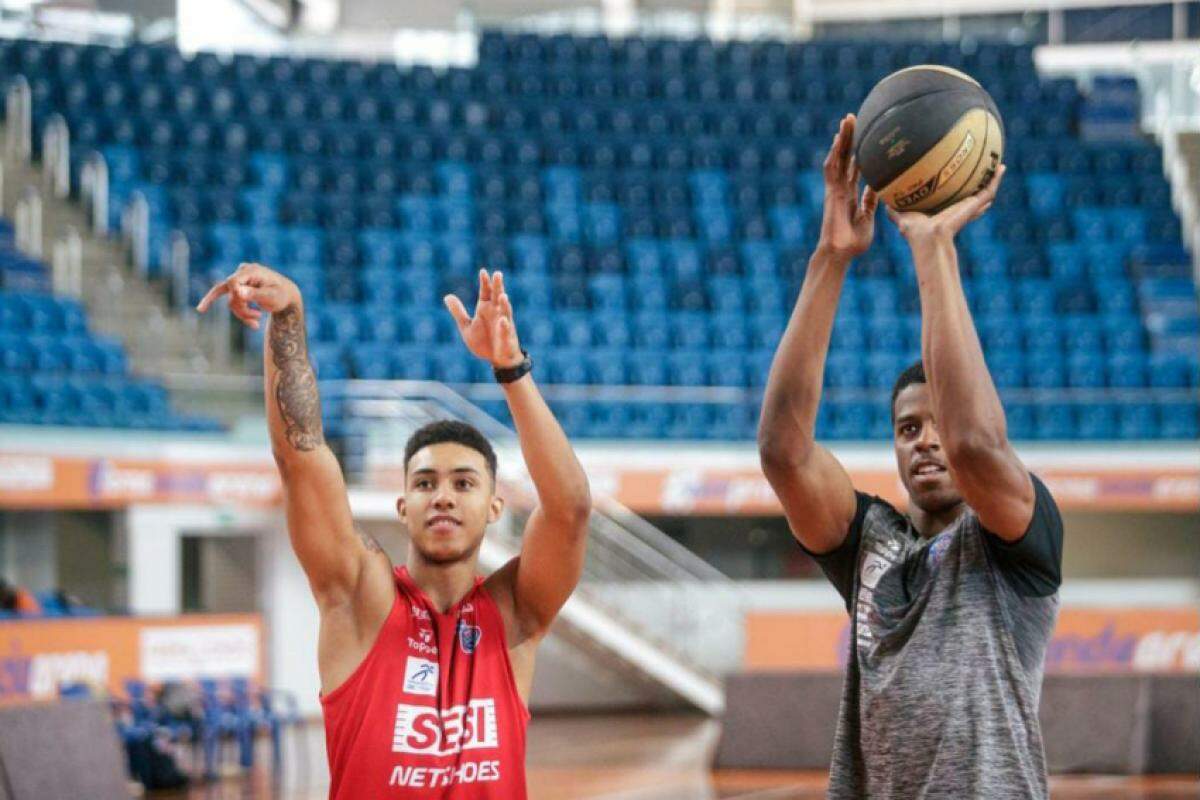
125, 506, 185, 614
3, 512, 56, 591
259, 515, 323, 716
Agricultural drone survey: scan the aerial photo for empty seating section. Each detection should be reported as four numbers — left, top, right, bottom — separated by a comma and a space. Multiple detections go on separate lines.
2, 33, 1196, 440
0, 221, 217, 429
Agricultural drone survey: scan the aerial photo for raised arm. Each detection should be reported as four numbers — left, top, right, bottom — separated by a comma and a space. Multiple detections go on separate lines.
197, 264, 392, 607
887, 166, 1035, 542
446, 271, 592, 646
758, 115, 877, 554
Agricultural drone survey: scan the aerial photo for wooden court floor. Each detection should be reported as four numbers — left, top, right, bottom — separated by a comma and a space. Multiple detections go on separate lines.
159, 713, 1199, 799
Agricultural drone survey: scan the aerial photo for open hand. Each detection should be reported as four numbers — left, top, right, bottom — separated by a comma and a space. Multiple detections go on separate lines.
444, 270, 523, 369
818, 114, 879, 259
195, 263, 300, 330
888, 164, 1006, 245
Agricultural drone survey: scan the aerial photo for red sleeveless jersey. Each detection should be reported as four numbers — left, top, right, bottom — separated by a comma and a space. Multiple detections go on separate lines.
321, 566, 530, 799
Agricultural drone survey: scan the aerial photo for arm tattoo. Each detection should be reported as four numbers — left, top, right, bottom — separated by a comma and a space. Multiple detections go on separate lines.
356, 527, 384, 554
269, 305, 324, 452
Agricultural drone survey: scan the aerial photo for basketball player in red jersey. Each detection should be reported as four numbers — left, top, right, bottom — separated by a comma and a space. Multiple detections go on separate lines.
198, 265, 592, 798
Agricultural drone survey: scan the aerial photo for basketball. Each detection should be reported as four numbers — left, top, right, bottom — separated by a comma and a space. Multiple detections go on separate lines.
852, 65, 1004, 213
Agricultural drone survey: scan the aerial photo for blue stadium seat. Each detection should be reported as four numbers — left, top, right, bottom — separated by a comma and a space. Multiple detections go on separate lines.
1159, 402, 1199, 439
1034, 404, 1074, 440
1077, 403, 1117, 440
1117, 403, 1157, 440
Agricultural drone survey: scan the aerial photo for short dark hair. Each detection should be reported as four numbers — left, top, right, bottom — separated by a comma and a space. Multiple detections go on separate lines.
403, 420, 497, 479
890, 361, 927, 421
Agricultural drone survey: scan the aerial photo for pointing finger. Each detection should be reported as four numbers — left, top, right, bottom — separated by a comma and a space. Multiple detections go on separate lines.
196, 279, 231, 313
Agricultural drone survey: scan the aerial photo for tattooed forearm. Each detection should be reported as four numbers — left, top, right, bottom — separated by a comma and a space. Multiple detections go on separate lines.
268, 305, 324, 452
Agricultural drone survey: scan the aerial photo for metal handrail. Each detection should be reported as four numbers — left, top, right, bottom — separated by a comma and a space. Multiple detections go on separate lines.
465, 382, 1200, 406
168, 229, 191, 314
326, 379, 746, 674
5, 76, 31, 164
15, 185, 42, 258
124, 190, 150, 278
41, 114, 70, 199
335, 380, 739, 577
51, 226, 83, 298
79, 151, 110, 235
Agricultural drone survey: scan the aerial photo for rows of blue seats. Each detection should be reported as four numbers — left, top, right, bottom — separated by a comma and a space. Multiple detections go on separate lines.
3, 34, 1195, 440
303, 338, 1196, 393
3, 35, 1041, 82
105, 176, 1176, 241
465, 399, 1199, 442
0, 290, 222, 430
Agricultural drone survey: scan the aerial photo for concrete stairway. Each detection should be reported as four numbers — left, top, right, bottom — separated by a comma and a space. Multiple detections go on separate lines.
0, 129, 267, 423
0, 138, 224, 375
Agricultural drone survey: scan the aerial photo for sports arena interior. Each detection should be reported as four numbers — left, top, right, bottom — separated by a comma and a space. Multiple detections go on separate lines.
0, 0, 1197, 796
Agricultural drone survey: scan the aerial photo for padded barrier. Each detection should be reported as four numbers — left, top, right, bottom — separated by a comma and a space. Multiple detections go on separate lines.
0, 701, 130, 800
716, 671, 1199, 774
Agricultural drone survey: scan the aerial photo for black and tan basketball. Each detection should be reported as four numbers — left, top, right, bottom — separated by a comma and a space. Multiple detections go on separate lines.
852, 65, 1004, 214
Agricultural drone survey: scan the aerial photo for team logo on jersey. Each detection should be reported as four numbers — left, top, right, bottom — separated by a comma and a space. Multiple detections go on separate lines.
457, 620, 482, 654
403, 656, 438, 696
392, 699, 499, 756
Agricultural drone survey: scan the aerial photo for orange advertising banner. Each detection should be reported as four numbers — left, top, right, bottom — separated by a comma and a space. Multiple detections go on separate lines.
0, 613, 265, 703
599, 467, 1200, 515
745, 607, 1200, 673
0, 453, 281, 509
5, 449, 1197, 514
368, 461, 1200, 515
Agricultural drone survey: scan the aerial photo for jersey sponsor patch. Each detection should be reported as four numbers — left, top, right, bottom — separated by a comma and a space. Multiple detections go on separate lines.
403, 656, 438, 696
392, 699, 500, 756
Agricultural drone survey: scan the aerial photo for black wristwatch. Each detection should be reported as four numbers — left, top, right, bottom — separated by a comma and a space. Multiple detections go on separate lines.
493, 349, 533, 384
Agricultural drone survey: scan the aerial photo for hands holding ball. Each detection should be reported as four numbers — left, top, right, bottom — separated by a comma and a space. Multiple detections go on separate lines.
823, 64, 1007, 255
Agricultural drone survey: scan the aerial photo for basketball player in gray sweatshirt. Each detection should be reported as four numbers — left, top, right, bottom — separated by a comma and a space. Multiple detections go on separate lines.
758, 114, 1062, 798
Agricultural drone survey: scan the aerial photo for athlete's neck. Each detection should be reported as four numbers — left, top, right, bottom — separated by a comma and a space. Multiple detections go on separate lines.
404, 551, 480, 612
909, 500, 967, 540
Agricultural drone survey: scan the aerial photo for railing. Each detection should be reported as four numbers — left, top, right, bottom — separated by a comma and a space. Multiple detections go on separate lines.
79, 151, 110, 235
460, 383, 1200, 407
123, 190, 150, 278
1136, 50, 1200, 133
168, 229, 191, 315
324, 379, 746, 679
5, 76, 31, 165
14, 185, 42, 258
1037, 41, 1200, 276
51, 226, 82, 298
1136, 50, 1200, 277
40, 114, 70, 200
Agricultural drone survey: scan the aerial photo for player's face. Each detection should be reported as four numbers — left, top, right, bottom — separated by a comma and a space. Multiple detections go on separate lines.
892, 383, 963, 514
398, 443, 502, 565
